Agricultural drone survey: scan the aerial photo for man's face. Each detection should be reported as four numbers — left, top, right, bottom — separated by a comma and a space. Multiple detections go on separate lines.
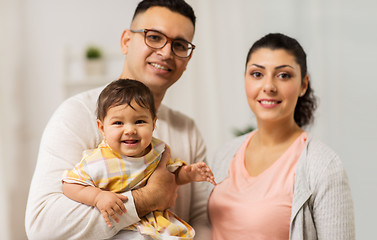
121, 6, 195, 97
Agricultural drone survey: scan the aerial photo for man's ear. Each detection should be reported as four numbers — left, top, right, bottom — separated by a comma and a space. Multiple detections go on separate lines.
97, 119, 105, 138
120, 29, 132, 55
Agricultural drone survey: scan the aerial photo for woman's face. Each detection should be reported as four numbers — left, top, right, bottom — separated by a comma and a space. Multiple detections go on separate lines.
244, 48, 308, 126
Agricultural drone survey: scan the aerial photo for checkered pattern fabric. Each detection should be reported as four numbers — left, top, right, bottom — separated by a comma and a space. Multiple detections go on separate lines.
63, 137, 194, 239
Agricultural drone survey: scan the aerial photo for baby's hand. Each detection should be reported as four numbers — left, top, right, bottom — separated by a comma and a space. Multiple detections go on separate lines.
183, 162, 216, 185
94, 191, 128, 227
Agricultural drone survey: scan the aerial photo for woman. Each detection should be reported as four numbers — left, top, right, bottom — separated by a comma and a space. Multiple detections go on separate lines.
208, 33, 355, 239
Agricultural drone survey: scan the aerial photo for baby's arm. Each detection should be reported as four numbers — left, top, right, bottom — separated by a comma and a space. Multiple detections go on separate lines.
62, 182, 128, 227
175, 162, 216, 186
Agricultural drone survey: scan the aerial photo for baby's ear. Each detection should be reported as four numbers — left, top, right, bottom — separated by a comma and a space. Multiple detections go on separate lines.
97, 119, 105, 137
153, 117, 157, 130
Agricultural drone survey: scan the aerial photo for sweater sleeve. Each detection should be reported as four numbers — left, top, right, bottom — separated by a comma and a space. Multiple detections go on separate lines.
310, 145, 355, 240
187, 122, 212, 240
25, 90, 140, 240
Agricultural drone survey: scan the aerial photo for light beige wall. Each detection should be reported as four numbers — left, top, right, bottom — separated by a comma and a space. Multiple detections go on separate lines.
1, 0, 376, 239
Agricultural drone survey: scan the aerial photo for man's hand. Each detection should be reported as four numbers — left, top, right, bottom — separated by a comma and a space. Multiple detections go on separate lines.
132, 147, 178, 217
94, 191, 128, 227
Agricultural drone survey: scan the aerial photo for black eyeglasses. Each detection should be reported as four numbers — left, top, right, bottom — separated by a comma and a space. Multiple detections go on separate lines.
130, 29, 195, 58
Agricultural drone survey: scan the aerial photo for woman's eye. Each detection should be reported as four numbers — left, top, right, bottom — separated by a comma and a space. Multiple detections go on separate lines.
278, 73, 291, 79
251, 72, 262, 78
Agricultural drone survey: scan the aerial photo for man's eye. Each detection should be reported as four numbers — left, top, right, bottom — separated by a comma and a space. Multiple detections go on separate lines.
146, 34, 163, 42
173, 41, 189, 51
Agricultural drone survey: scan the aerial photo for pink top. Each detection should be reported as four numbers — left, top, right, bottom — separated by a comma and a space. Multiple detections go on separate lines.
209, 131, 308, 240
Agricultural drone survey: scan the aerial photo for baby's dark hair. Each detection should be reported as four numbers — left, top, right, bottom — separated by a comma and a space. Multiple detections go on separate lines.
97, 79, 156, 121
246, 33, 317, 127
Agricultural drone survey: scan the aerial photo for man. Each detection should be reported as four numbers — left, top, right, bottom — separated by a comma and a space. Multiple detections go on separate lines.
25, 0, 211, 239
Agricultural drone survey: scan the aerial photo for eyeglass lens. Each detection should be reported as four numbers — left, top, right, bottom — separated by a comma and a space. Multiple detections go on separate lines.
145, 30, 192, 57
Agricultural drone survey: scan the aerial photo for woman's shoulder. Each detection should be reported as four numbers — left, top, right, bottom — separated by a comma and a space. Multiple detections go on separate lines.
216, 133, 249, 158
306, 136, 341, 164
302, 136, 346, 184
208, 133, 250, 182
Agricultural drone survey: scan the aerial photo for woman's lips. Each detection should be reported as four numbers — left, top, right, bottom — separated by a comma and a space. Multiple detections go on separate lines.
258, 99, 281, 108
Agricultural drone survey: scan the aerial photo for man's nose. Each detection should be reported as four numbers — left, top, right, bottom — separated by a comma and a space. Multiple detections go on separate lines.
156, 41, 174, 58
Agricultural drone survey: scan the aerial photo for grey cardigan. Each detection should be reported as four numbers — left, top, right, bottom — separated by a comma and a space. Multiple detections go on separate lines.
208, 134, 355, 240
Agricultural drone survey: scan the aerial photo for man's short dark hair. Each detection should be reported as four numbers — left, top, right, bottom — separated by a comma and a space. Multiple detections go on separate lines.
132, 0, 196, 29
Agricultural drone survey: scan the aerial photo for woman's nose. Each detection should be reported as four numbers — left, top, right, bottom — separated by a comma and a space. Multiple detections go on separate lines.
263, 77, 277, 94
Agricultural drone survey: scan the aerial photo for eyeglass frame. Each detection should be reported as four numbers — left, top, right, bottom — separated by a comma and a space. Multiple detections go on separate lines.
130, 29, 196, 58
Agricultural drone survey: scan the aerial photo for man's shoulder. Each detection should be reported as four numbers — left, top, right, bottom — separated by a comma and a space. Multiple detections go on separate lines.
62, 86, 104, 108
157, 104, 195, 127
158, 104, 193, 121
52, 86, 104, 120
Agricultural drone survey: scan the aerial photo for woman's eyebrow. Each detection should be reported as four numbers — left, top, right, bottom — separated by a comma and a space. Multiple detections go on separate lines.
250, 64, 265, 69
275, 64, 294, 70
248, 64, 294, 70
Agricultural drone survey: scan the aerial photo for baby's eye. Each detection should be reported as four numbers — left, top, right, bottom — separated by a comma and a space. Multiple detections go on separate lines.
113, 121, 123, 125
135, 120, 145, 124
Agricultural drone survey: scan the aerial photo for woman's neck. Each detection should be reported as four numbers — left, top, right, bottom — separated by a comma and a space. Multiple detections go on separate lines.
255, 119, 303, 147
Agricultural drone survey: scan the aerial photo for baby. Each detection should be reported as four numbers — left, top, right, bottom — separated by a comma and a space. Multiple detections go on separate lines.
62, 79, 215, 239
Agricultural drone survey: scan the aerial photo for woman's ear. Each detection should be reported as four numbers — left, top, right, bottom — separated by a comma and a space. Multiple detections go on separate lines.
120, 29, 132, 55
301, 74, 309, 96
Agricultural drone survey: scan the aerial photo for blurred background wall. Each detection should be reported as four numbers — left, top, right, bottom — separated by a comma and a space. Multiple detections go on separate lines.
1, 0, 376, 239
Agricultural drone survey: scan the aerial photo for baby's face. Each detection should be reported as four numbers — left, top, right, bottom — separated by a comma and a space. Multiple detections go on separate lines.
98, 101, 155, 157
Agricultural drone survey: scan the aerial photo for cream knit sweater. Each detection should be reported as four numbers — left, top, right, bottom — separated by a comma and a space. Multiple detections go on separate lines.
25, 86, 211, 240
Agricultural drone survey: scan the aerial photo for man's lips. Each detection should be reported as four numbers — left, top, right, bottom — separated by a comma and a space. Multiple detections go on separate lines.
149, 62, 172, 71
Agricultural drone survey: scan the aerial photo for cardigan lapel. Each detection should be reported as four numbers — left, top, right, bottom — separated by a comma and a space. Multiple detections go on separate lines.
290, 136, 312, 227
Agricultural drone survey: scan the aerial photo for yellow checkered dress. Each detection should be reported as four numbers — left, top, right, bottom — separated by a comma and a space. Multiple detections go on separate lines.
63, 137, 195, 239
